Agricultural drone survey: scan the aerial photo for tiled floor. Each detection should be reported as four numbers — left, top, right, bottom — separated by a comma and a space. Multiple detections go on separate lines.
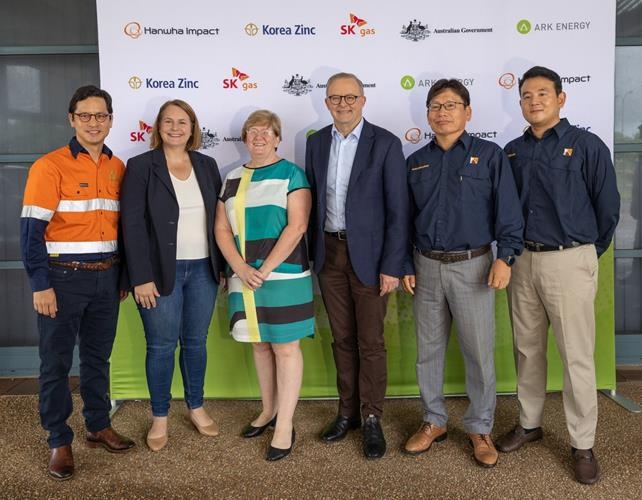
1, 370, 641, 395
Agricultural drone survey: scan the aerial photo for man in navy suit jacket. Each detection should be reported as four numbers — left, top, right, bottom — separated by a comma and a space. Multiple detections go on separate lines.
305, 72, 409, 459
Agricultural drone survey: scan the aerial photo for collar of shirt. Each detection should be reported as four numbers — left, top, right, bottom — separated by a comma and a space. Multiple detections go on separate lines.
331, 118, 364, 142
69, 136, 113, 159
524, 117, 570, 142
428, 130, 471, 152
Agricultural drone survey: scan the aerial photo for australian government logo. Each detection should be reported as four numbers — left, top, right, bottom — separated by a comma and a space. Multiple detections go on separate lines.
282, 74, 313, 96
123, 21, 220, 38
200, 127, 220, 149
400, 20, 430, 41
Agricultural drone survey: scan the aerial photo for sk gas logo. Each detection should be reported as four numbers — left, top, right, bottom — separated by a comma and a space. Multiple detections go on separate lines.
222, 68, 257, 91
340, 13, 375, 37
129, 120, 152, 142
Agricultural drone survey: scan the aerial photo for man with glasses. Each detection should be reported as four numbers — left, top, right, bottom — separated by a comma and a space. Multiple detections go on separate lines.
496, 66, 620, 485
21, 85, 135, 481
305, 72, 409, 459
402, 79, 523, 468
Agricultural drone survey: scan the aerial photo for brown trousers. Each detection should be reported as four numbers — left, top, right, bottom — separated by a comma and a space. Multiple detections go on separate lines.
318, 234, 389, 419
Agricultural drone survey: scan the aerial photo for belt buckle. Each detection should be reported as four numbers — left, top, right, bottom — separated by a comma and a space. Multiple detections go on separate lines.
337, 231, 347, 241
442, 254, 455, 264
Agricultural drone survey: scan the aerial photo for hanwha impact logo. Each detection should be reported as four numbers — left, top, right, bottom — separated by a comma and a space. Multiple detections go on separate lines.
124, 21, 142, 38
245, 23, 259, 36
405, 128, 423, 144
128, 76, 143, 90
400, 19, 430, 41
282, 73, 313, 96
498, 72, 516, 89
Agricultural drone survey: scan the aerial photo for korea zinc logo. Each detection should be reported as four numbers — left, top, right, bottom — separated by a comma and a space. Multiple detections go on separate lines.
222, 68, 258, 91
340, 13, 375, 37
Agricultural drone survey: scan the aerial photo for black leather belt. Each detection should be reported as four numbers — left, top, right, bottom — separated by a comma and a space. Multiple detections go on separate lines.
325, 230, 347, 241
524, 241, 586, 252
50, 256, 120, 271
420, 245, 491, 264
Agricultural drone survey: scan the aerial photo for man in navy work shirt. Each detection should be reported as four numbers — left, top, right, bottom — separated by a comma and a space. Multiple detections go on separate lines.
496, 66, 620, 485
402, 79, 523, 468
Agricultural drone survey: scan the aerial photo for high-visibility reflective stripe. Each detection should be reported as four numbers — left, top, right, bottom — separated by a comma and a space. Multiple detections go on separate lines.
21, 205, 55, 221
56, 198, 120, 213
46, 240, 118, 254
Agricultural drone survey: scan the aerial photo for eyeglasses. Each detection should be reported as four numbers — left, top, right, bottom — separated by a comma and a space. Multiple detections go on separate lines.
326, 95, 362, 105
427, 101, 466, 113
246, 127, 275, 138
73, 112, 112, 123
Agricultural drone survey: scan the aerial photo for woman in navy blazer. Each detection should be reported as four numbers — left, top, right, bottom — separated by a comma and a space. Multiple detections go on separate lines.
120, 100, 224, 452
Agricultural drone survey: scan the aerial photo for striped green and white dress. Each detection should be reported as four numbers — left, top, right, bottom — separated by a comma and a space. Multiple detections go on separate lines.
220, 159, 314, 343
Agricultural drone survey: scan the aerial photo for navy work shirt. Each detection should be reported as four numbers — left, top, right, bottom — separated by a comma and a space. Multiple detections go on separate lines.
407, 131, 524, 260
504, 118, 620, 257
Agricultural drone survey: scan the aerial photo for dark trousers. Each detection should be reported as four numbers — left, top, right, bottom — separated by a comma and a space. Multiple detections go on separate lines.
38, 264, 120, 448
318, 234, 388, 419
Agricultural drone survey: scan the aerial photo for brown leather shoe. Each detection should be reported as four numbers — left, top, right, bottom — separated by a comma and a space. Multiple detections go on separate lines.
403, 422, 447, 455
469, 434, 498, 468
496, 424, 543, 452
48, 444, 74, 481
86, 426, 135, 453
573, 448, 600, 485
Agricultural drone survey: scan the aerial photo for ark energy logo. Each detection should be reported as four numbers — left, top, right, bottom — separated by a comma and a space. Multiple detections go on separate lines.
400, 19, 430, 41
222, 67, 257, 91
516, 18, 591, 34
129, 120, 152, 142
340, 13, 375, 37
123, 20, 220, 38
400, 76, 475, 90
128, 75, 200, 90
282, 73, 313, 96
243, 21, 317, 36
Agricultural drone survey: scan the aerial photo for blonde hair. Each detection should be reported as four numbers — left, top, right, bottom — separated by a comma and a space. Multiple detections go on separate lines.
241, 109, 282, 142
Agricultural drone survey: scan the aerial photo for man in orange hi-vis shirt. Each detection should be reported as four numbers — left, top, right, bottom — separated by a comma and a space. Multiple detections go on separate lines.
20, 86, 135, 481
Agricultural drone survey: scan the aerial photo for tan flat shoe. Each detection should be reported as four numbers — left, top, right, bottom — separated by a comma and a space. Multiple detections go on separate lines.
188, 415, 219, 437
146, 432, 168, 452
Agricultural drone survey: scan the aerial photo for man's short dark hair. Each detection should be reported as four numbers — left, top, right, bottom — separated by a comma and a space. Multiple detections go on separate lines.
426, 79, 470, 108
518, 66, 563, 95
68, 85, 113, 114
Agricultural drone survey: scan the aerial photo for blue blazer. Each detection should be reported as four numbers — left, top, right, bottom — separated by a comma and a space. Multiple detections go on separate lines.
305, 120, 410, 286
120, 149, 224, 295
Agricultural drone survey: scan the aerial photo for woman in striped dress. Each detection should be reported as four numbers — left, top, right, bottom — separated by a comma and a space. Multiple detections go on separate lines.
214, 110, 314, 461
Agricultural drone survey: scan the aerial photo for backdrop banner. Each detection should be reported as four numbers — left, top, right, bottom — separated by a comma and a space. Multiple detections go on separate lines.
97, 0, 617, 399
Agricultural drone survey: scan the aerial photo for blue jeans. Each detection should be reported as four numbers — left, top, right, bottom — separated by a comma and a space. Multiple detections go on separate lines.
138, 258, 217, 416
38, 264, 120, 448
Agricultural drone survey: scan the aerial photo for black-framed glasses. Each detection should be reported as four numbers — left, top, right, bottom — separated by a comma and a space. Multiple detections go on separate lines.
73, 112, 112, 123
326, 94, 362, 105
427, 101, 466, 112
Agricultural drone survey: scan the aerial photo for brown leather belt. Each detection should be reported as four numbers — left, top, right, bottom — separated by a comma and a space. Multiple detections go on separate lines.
420, 245, 491, 264
49, 256, 119, 271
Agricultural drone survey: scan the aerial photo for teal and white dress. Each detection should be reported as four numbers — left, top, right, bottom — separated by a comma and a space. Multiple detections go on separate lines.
220, 159, 314, 343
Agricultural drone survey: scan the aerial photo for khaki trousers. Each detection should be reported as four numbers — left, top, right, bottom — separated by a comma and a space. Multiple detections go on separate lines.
507, 245, 599, 449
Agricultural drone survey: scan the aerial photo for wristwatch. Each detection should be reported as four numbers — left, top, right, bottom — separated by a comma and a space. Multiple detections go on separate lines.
500, 255, 515, 267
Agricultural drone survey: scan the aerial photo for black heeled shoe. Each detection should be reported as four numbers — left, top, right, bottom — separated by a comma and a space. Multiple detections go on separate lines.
241, 415, 277, 438
266, 428, 295, 461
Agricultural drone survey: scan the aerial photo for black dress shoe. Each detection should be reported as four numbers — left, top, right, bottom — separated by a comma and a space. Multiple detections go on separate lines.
48, 444, 74, 481
266, 429, 295, 461
320, 415, 361, 442
363, 414, 386, 459
241, 415, 277, 438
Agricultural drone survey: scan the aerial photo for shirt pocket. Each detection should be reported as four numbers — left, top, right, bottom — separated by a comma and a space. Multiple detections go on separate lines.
456, 164, 492, 203
408, 165, 439, 207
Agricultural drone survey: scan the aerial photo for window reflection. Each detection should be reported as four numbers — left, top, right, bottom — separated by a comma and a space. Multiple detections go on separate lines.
615, 47, 642, 143
7, 65, 40, 113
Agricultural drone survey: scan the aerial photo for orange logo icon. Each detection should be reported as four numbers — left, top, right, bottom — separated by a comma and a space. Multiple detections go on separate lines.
350, 13, 367, 26
232, 67, 249, 81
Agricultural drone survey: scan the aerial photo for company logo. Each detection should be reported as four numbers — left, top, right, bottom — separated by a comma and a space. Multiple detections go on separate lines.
405, 128, 423, 144
306, 129, 317, 139
517, 19, 591, 34
128, 76, 143, 90
223, 67, 257, 91
124, 21, 142, 38
123, 20, 220, 38
129, 120, 152, 142
400, 19, 430, 41
561, 74, 591, 84
340, 13, 375, 37
129, 76, 200, 90
245, 23, 259, 36
499, 72, 516, 89
200, 127, 220, 149
244, 21, 317, 36
517, 19, 531, 34
282, 73, 313, 96
400, 75, 416, 90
